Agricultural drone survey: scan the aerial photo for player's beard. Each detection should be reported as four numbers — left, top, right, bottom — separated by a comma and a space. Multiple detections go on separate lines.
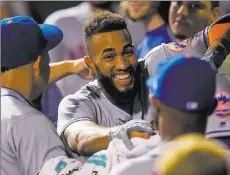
95, 65, 138, 104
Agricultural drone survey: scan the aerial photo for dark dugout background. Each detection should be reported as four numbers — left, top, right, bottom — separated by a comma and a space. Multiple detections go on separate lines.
29, 1, 171, 24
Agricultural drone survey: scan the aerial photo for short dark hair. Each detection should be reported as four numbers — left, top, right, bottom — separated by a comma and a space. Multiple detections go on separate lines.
160, 103, 208, 135
82, 11, 131, 43
211, 1, 219, 10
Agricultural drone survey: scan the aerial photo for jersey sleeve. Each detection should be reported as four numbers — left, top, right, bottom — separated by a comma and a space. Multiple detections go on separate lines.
141, 27, 210, 78
8, 112, 66, 175
57, 93, 97, 136
166, 27, 209, 57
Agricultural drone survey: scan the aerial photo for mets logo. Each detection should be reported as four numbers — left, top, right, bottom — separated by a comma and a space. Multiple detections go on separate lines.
215, 90, 230, 118
168, 39, 192, 52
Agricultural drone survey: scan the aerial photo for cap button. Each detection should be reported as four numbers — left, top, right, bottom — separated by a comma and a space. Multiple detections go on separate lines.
7, 21, 13, 25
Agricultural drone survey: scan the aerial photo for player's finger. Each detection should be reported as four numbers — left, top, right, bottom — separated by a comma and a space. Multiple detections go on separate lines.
121, 132, 134, 151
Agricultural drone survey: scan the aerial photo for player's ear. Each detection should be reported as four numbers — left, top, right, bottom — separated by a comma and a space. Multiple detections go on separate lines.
84, 55, 96, 76
33, 55, 41, 77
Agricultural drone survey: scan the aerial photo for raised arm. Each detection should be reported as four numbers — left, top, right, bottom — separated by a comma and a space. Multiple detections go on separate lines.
48, 58, 93, 86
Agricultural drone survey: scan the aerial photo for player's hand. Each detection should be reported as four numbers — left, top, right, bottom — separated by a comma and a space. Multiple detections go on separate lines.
202, 13, 230, 72
70, 58, 94, 80
109, 119, 154, 150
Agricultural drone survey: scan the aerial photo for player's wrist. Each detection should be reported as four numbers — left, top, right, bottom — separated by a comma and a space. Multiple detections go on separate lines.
108, 126, 121, 141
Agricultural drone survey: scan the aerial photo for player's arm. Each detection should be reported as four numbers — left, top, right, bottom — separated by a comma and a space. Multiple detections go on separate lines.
58, 95, 154, 156
201, 14, 230, 72
48, 58, 93, 86
57, 95, 111, 156
64, 121, 117, 156
64, 121, 152, 156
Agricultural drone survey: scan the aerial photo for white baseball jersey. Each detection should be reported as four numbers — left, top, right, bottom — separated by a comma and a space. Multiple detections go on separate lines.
111, 141, 230, 175
110, 141, 170, 175
79, 135, 161, 175
42, 2, 146, 126
1, 87, 82, 175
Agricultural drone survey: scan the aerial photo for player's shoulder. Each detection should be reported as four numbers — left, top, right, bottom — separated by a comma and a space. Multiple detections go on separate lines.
139, 43, 167, 64
44, 2, 90, 25
138, 44, 168, 77
2, 97, 53, 131
59, 80, 102, 107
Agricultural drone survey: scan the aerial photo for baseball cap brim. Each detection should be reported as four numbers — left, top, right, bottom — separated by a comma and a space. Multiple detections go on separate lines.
39, 24, 63, 52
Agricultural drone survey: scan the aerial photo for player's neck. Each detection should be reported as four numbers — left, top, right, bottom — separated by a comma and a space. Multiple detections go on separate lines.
160, 126, 205, 142
1, 68, 33, 101
145, 13, 165, 32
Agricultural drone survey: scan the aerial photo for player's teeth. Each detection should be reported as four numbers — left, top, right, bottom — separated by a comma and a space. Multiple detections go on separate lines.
114, 73, 130, 80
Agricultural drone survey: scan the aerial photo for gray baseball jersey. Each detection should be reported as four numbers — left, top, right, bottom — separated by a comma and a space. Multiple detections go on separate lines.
42, 2, 146, 126
206, 55, 230, 138
1, 87, 67, 175
57, 80, 144, 135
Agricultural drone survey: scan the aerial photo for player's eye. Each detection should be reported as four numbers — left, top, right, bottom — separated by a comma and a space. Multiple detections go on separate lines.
123, 49, 134, 57
104, 54, 115, 61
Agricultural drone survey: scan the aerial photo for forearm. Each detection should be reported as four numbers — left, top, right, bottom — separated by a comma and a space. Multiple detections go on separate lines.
65, 122, 118, 156
77, 128, 111, 156
48, 60, 73, 85
48, 59, 86, 85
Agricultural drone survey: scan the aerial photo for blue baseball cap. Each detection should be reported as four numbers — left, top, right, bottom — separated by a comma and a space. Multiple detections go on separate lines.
146, 54, 217, 113
1, 16, 63, 69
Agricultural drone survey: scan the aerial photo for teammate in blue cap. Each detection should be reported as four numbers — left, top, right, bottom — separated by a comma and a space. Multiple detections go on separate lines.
1, 16, 87, 175
110, 54, 222, 175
